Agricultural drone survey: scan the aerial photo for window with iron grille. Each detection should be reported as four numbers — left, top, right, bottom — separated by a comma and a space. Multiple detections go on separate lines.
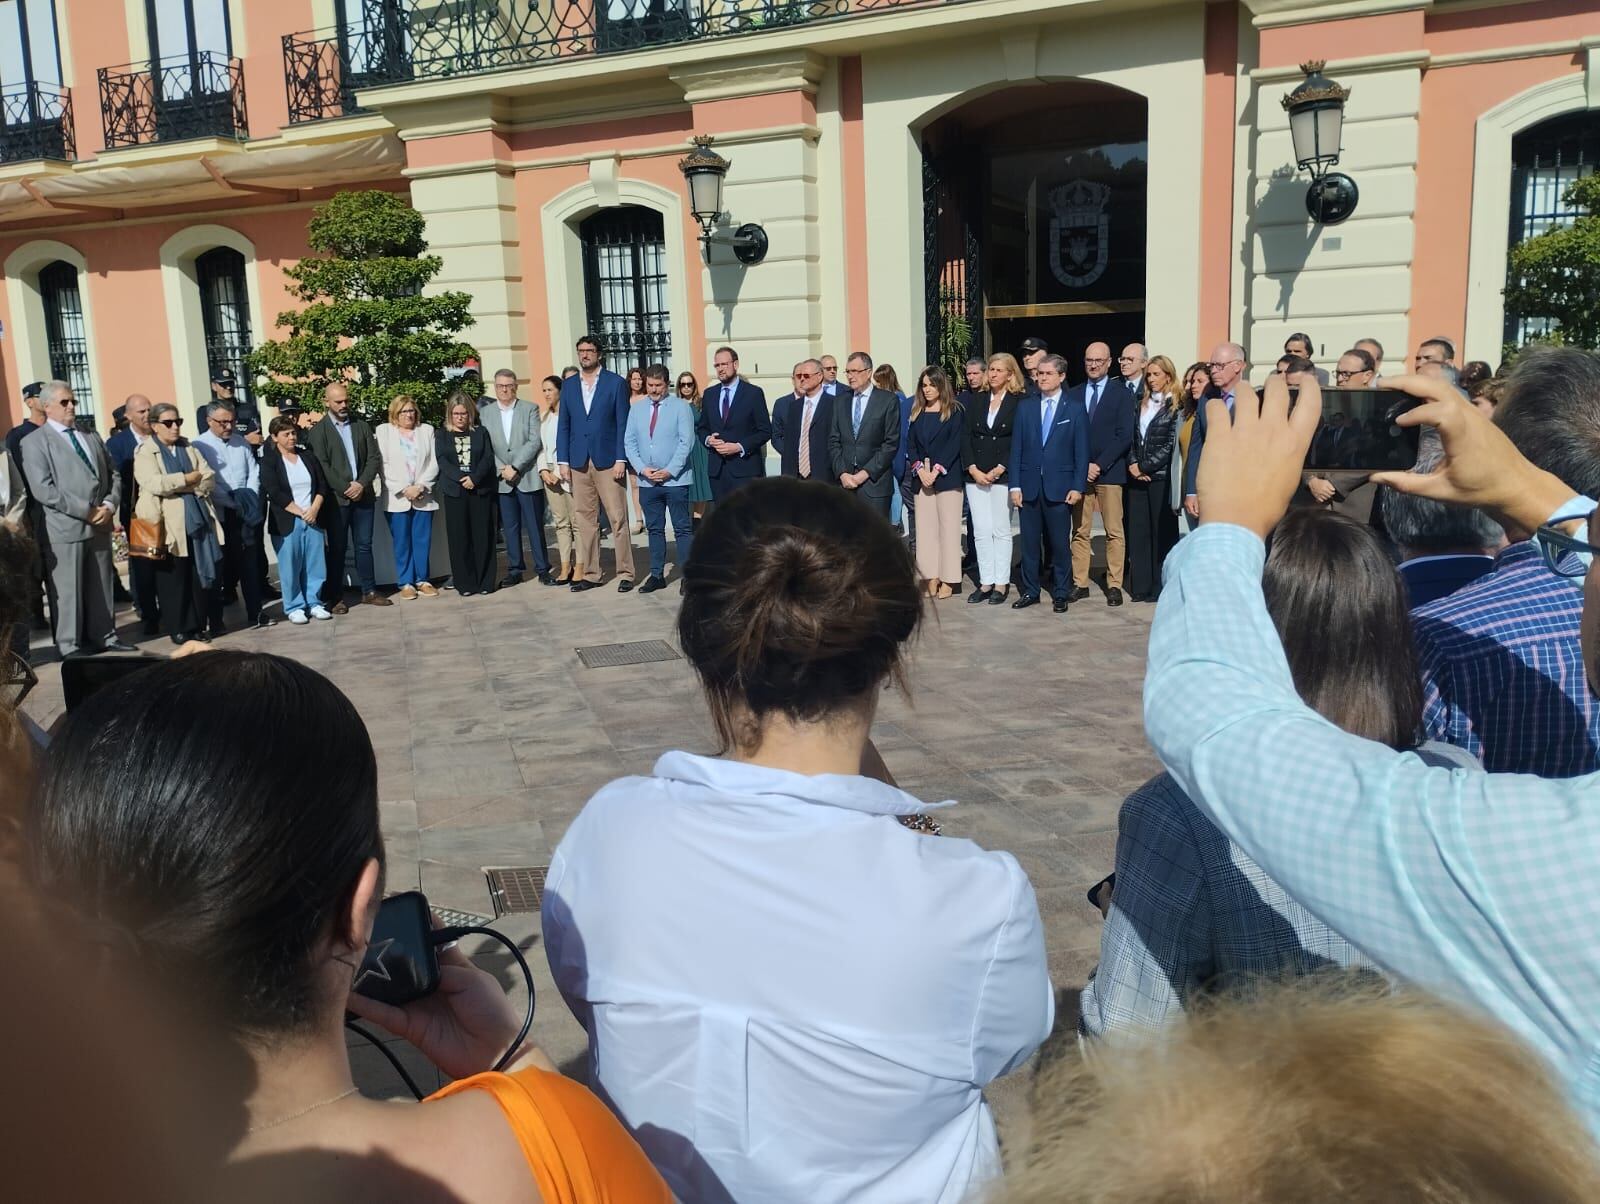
38, 260, 93, 407
580, 207, 672, 376
1506, 111, 1600, 345
197, 247, 253, 407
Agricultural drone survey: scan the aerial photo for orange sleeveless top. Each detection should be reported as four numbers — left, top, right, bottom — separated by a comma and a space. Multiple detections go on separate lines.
427, 1067, 671, 1203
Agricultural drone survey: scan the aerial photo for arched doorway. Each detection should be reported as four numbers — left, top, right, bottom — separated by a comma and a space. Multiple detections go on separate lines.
922, 81, 1148, 382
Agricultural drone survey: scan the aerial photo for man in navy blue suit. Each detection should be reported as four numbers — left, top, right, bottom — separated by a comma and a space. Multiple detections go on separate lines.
697, 346, 770, 503
770, 360, 834, 482
1009, 354, 1088, 613
1182, 341, 1247, 523
557, 333, 637, 592
1067, 341, 1136, 606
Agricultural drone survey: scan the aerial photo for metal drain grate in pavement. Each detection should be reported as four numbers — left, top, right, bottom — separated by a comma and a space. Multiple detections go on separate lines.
485, 865, 549, 916
574, 639, 681, 669
432, 906, 494, 929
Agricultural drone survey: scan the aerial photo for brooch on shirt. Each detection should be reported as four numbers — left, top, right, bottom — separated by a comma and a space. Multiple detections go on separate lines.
896, 814, 943, 836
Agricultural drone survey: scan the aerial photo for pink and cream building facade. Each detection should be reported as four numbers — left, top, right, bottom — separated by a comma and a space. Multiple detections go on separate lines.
1, 0, 1597, 429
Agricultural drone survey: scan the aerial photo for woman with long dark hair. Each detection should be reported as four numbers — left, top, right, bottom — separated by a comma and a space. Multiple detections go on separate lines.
536, 375, 576, 583
1080, 507, 1479, 1036
544, 478, 1052, 1203
677, 370, 712, 517
625, 365, 647, 534
908, 366, 966, 599
25, 651, 671, 1200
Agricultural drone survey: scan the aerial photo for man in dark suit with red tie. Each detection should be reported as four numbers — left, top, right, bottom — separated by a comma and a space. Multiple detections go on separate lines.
697, 345, 770, 503
771, 359, 834, 482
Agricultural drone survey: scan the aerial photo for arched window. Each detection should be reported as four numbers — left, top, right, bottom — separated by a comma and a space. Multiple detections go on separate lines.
1506, 111, 1600, 344
38, 259, 92, 405
197, 246, 253, 406
580, 207, 672, 374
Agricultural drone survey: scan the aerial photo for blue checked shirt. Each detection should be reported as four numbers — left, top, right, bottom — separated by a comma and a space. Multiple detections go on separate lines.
1079, 772, 1372, 1038
1145, 502, 1600, 1134
1413, 539, 1600, 777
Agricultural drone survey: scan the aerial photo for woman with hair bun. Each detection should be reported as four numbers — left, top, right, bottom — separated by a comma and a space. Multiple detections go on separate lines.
543, 476, 1054, 1204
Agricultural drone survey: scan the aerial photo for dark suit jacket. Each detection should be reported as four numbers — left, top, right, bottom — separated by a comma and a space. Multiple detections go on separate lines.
434, 425, 497, 499
829, 386, 901, 498
1130, 404, 1179, 481
260, 446, 331, 537
106, 428, 145, 527
556, 369, 629, 470
1068, 376, 1136, 484
963, 393, 1021, 476
696, 378, 771, 481
892, 393, 914, 491
1400, 554, 1496, 609
771, 390, 835, 480
1182, 391, 1234, 499
305, 415, 381, 506
1009, 393, 1089, 504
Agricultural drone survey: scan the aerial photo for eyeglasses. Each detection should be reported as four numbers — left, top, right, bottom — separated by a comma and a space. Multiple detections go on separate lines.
2, 649, 37, 708
156, 418, 183, 428
1207, 359, 1241, 371
1537, 522, 1599, 579
398, 408, 419, 415
209, 417, 235, 425
1334, 369, 1364, 381
1117, 355, 1140, 364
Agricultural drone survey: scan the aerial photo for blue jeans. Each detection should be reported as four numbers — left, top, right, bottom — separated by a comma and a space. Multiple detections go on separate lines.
386, 509, 435, 587
498, 489, 550, 577
640, 485, 693, 578
274, 519, 328, 615
323, 498, 377, 600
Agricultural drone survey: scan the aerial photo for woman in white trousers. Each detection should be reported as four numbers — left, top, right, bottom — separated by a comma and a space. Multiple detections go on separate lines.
961, 353, 1025, 605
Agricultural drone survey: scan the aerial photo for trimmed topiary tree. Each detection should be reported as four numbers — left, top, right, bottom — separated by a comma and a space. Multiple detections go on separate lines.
247, 189, 477, 423
1504, 172, 1600, 351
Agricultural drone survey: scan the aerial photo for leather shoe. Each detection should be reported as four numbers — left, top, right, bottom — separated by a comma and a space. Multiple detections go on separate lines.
101, 639, 137, 653
617, 579, 635, 593
362, 592, 393, 607
1011, 594, 1040, 610
538, 571, 558, 586
570, 580, 598, 593
967, 587, 993, 605
638, 576, 666, 593
1069, 586, 1090, 602
499, 574, 523, 589
1053, 597, 1070, 613
989, 588, 1010, 605
254, 614, 278, 629
1106, 588, 1124, 607
330, 600, 349, 616
208, 621, 228, 638
170, 634, 189, 647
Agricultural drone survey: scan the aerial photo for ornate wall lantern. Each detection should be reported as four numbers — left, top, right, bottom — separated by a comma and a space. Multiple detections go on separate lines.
1282, 61, 1358, 225
677, 135, 769, 265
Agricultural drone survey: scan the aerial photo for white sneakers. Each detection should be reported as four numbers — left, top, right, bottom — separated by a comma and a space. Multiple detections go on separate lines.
287, 610, 310, 625
310, 605, 334, 620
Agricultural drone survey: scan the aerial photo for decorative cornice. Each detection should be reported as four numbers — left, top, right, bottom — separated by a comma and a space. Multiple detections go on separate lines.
1245, 0, 1430, 29
668, 50, 826, 103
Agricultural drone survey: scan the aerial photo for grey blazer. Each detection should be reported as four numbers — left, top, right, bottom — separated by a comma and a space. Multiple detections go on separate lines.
19, 423, 119, 545
828, 386, 901, 499
482, 399, 543, 494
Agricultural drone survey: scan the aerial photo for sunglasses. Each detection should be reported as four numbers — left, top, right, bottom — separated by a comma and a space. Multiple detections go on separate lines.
156, 418, 183, 428
210, 416, 235, 424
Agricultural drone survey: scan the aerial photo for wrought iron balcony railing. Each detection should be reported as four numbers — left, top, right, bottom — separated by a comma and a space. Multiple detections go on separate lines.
0, 82, 76, 162
285, 0, 925, 123
99, 51, 248, 149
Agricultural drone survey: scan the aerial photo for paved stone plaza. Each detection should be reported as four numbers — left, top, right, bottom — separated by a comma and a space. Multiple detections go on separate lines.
21, 546, 1162, 1134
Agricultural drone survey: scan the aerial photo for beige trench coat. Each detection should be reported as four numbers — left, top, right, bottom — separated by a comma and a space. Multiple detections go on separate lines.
133, 439, 223, 558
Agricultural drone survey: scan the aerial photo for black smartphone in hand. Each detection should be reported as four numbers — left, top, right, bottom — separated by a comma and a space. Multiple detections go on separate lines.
353, 891, 441, 1006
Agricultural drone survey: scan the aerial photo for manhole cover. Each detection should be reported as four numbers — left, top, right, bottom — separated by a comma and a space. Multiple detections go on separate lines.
432, 906, 494, 929
485, 865, 548, 916
574, 639, 681, 669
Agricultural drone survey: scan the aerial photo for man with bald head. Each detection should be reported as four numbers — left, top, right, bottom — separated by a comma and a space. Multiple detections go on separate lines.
1067, 341, 1137, 605
771, 359, 834, 481
305, 381, 389, 609
106, 393, 162, 633
1118, 343, 1148, 396
1182, 342, 1247, 522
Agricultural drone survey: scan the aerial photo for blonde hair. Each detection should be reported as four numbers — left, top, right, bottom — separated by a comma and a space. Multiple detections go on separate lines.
1142, 355, 1182, 414
1005, 982, 1600, 1204
987, 353, 1026, 396
386, 393, 421, 425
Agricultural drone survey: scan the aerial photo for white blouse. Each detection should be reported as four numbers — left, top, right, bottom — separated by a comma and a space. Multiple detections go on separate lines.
1139, 393, 1170, 437
282, 453, 314, 511
544, 751, 1054, 1204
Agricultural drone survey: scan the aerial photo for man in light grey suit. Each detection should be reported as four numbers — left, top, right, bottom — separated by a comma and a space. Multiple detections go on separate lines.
19, 381, 132, 656
484, 368, 552, 587
828, 350, 902, 519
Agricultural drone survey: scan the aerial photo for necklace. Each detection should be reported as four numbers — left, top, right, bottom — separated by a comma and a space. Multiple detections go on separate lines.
248, 1086, 361, 1134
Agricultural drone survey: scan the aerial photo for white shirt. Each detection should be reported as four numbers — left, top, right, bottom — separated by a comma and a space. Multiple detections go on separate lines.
544, 752, 1053, 1204
580, 371, 599, 414
496, 401, 516, 446
282, 453, 314, 510
1139, 392, 1168, 437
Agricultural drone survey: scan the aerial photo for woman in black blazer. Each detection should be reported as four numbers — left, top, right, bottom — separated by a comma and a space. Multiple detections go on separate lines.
961, 353, 1025, 605
435, 392, 499, 596
259, 416, 332, 623
1125, 354, 1182, 602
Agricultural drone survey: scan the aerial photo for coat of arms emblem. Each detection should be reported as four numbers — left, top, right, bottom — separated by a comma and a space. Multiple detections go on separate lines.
1047, 180, 1111, 289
